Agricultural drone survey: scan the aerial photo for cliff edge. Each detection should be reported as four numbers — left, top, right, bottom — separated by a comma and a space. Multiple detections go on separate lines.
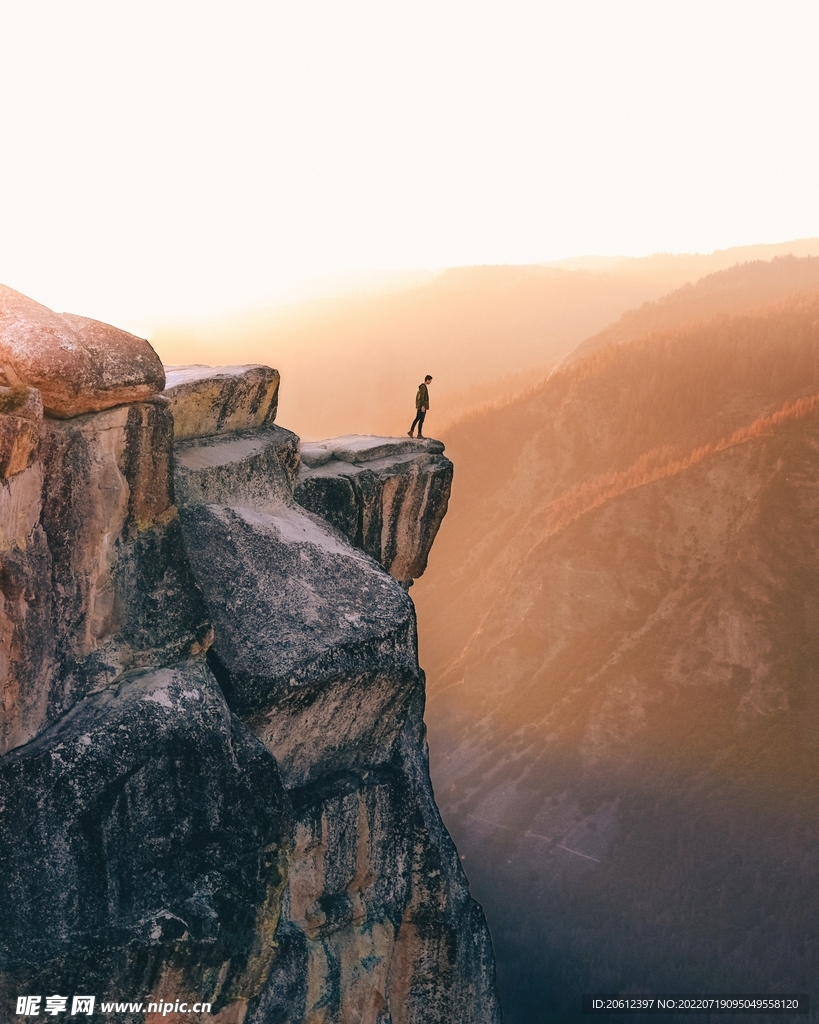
0, 288, 501, 1024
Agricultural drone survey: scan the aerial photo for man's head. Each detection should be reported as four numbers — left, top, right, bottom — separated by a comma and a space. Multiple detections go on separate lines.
424, 375, 432, 383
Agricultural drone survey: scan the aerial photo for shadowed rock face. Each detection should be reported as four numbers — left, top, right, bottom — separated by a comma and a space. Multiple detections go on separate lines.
0, 338, 187, 758
0, 384, 42, 479
0, 398, 212, 757
296, 435, 453, 586
0, 662, 288, 1017
1, 339, 499, 1024
0, 285, 165, 417
246, 743, 499, 1024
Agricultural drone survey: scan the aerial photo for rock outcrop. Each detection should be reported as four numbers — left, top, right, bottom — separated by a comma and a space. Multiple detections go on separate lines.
163, 365, 280, 440
0, 319, 500, 1024
0, 662, 288, 1014
0, 285, 165, 417
296, 436, 453, 586
1, 397, 211, 758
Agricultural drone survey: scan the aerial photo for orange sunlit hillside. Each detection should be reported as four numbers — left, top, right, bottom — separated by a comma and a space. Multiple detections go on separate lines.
567, 253, 819, 364
543, 390, 819, 545
415, 290, 819, 623
412, 287, 819, 1017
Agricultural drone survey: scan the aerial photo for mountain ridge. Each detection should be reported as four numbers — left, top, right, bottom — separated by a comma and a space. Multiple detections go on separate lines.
412, 284, 819, 1020
152, 242, 819, 440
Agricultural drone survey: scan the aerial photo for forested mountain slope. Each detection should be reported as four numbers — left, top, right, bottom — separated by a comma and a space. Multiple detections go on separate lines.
413, 292, 819, 1022
567, 254, 819, 365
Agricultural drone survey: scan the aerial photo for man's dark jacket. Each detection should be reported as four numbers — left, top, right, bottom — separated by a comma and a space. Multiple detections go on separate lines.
415, 383, 430, 410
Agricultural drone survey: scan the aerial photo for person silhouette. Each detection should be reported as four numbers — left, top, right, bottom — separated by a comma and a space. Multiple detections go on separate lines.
408, 375, 432, 438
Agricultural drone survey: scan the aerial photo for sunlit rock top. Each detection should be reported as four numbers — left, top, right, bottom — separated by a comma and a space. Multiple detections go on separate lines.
301, 433, 445, 467
163, 363, 280, 440
0, 284, 164, 417
296, 433, 453, 586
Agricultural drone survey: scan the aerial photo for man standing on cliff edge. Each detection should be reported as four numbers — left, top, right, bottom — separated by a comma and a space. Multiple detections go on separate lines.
408, 375, 432, 438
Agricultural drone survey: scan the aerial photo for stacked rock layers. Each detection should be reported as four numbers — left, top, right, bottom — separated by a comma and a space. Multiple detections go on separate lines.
0, 288, 500, 1024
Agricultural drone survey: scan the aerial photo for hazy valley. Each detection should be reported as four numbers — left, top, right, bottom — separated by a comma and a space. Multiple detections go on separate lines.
410, 260, 819, 1020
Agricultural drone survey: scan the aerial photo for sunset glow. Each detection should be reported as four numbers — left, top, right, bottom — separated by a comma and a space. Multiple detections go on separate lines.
2, 1, 819, 334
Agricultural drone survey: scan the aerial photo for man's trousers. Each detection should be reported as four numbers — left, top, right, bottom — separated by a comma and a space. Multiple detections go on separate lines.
410, 408, 427, 435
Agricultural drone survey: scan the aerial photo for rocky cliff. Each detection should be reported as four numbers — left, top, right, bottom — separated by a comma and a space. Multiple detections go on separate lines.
0, 286, 501, 1024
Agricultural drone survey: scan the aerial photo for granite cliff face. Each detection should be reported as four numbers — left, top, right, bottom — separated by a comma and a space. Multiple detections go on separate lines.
0, 290, 501, 1024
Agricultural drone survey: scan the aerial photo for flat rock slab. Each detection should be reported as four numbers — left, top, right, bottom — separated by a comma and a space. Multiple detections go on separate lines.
164, 364, 280, 440
0, 284, 165, 418
301, 434, 444, 468
179, 501, 420, 787
174, 424, 299, 512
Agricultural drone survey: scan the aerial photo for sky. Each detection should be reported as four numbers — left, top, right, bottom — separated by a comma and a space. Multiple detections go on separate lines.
2, 1, 819, 335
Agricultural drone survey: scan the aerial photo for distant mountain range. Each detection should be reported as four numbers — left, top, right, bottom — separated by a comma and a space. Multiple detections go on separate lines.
152, 239, 819, 440
566, 253, 819, 365
413, 278, 819, 1021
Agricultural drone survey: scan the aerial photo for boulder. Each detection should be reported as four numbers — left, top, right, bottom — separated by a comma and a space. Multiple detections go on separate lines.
179, 501, 420, 788
0, 285, 165, 418
163, 364, 280, 440
0, 661, 289, 1015
295, 435, 453, 585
